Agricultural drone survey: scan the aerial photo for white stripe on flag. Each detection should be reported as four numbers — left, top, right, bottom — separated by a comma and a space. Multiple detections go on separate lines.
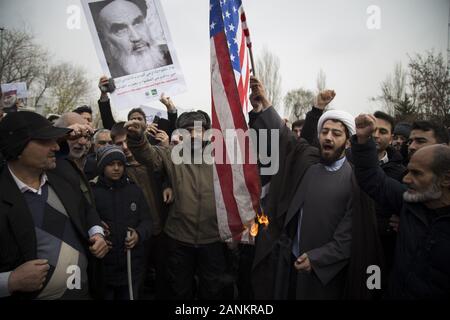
211, 39, 256, 239
213, 164, 232, 240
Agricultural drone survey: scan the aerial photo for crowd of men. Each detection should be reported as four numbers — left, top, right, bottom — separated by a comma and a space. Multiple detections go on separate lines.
0, 75, 449, 300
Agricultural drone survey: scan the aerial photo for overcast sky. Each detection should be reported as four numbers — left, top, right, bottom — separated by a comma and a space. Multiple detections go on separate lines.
0, 0, 448, 118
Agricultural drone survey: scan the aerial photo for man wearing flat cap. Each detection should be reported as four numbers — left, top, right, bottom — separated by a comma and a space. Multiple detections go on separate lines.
125, 109, 229, 300
0, 111, 108, 300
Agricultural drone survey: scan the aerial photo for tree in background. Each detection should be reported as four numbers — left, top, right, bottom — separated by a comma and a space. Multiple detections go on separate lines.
373, 51, 449, 126
372, 62, 407, 116
409, 51, 450, 125
0, 29, 47, 86
255, 46, 282, 109
284, 88, 315, 124
316, 68, 327, 93
43, 62, 93, 115
283, 69, 328, 123
393, 94, 416, 122
0, 28, 94, 116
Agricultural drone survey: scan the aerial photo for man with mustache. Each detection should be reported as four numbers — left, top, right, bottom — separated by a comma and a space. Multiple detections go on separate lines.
96, 0, 173, 78
407, 120, 449, 159
352, 114, 450, 298
0, 112, 108, 299
249, 77, 381, 300
54, 113, 99, 207
124, 111, 231, 300
366, 111, 406, 287
55, 113, 92, 170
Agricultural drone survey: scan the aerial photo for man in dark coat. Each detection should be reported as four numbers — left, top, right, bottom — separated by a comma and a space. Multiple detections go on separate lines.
369, 111, 406, 281
0, 112, 108, 299
249, 77, 382, 300
352, 113, 450, 299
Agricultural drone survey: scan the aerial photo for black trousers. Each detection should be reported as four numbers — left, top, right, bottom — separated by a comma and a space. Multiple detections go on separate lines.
165, 235, 228, 300
104, 273, 143, 300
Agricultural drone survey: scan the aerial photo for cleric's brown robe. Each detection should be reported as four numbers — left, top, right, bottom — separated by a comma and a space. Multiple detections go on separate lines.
249, 107, 384, 300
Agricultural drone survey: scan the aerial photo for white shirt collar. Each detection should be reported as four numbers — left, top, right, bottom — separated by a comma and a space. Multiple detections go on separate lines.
8, 165, 48, 195
379, 151, 389, 165
324, 156, 347, 172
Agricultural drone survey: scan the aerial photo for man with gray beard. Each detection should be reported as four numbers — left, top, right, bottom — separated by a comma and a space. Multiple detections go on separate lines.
54, 113, 97, 206
352, 113, 450, 299
94, 0, 173, 78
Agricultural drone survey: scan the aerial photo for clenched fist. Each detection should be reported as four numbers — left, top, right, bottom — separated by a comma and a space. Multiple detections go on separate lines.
249, 76, 271, 112
315, 90, 336, 110
355, 114, 377, 144
8, 259, 50, 293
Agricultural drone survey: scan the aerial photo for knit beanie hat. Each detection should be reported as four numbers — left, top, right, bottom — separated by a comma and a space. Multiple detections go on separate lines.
96, 145, 126, 173
393, 122, 412, 138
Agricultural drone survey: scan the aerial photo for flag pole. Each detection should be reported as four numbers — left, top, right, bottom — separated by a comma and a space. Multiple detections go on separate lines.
240, 12, 256, 75
248, 45, 256, 76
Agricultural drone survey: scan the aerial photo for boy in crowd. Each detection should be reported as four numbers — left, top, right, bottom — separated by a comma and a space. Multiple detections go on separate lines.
91, 145, 152, 300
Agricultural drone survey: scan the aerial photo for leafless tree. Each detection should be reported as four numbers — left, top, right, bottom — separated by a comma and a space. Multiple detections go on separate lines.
284, 88, 315, 123
0, 29, 48, 87
372, 62, 408, 116
255, 46, 282, 109
316, 68, 327, 93
408, 51, 450, 124
373, 51, 449, 125
43, 63, 93, 115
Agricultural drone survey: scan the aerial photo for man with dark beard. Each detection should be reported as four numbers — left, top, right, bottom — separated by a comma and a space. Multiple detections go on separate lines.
288, 110, 356, 299
249, 77, 382, 300
124, 111, 230, 300
95, 0, 173, 78
352, 114, 450, 299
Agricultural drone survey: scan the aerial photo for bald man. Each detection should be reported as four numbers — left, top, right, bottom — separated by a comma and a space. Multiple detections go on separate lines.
352, 114, 450, 299
96, 0, 172, 78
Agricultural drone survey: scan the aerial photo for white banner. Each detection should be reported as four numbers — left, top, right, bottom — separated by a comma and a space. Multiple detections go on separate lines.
81, 0, 187, 112
1, 82, 28, 98
1, 82, 28, 109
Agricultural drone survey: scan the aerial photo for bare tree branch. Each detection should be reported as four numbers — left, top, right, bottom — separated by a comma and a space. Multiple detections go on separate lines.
255, 46, 282, 109
284, 88, 315, 123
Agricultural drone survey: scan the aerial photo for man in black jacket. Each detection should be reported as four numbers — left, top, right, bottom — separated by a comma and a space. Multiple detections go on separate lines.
249, 77, 382, 300
371, 111, 406, 280
352, 113, 450, 299
301, 107, 405, 284
0, 112, 108, 299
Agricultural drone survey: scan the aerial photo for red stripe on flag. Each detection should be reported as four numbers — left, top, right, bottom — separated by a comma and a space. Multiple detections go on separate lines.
214, 32, 261, 218
211, 101, 245, 235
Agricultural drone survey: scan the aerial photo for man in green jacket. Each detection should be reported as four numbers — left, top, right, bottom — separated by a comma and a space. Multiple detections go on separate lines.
125, 111, 228, 300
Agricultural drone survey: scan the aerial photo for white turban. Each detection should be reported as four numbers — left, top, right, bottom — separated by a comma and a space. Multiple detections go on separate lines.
317, 110, 355, 138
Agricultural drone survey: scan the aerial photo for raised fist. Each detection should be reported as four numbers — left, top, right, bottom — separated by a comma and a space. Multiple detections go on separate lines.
249, 76, 271, 112
316, 90, 336, 110
355, 114, 377, 144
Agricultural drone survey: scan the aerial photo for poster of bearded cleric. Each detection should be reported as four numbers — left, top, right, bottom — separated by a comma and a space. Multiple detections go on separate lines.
82, 0, 186, 113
